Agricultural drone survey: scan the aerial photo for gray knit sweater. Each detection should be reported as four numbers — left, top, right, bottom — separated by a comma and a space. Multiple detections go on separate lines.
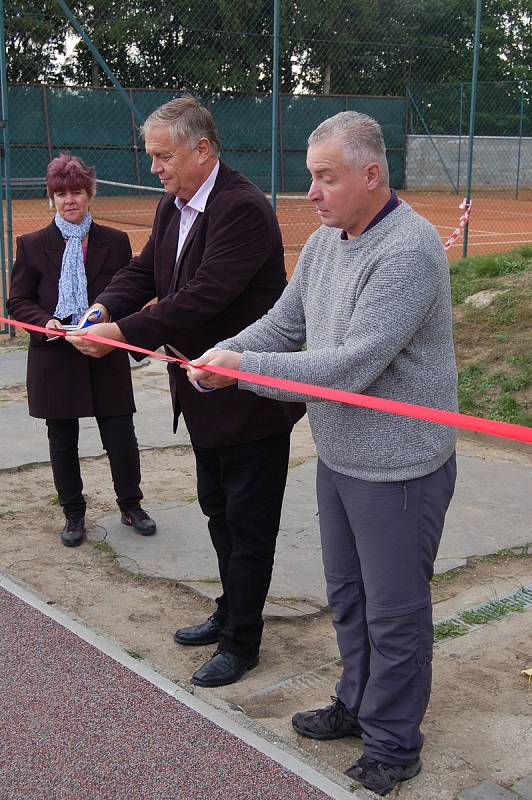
218, 201, 458, 481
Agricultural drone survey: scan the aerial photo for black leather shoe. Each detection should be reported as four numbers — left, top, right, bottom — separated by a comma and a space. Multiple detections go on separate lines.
174, 615, 223, 646
292, 696, 363, 740
60, 517, 86, 547
121, 505, 156, 536
191, 649, 259, 687
345, 754, 422, 796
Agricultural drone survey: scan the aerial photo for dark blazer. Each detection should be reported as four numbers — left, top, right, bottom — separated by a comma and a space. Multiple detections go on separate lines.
7, 221, 136, 419
97, 161, 305, 448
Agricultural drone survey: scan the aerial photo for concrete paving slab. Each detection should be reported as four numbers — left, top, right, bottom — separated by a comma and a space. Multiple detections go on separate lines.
0, 355, 186, 468
0, 347, 28, 388
512, 775, 532, 800
440, 453, 532, 569
95, 458, 325, 618
456, 784, 520, 800
97, 452, 532, 617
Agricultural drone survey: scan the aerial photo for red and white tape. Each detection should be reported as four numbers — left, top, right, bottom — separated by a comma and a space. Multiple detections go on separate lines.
444, 198, 472, 251
2, 315, 532, 445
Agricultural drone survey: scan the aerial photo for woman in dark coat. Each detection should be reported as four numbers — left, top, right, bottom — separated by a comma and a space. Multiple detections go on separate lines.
7, 153, 156, 546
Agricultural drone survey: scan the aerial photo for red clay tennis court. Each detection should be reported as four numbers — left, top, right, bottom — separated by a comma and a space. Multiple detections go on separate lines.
3, 188, 532, 286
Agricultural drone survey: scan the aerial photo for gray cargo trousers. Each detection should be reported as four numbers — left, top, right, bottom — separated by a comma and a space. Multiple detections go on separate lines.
316, 453, 457, 764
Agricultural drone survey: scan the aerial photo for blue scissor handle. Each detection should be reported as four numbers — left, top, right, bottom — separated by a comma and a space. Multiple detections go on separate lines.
79, 308, 102, 328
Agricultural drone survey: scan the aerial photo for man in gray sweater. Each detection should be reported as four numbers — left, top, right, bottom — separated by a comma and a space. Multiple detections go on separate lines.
186, 111, 458, 796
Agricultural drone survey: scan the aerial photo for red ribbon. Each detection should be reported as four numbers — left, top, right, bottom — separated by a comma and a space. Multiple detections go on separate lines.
2, 315, 531, 444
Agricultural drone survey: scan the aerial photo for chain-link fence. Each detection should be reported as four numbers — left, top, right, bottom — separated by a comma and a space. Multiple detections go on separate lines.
2, 0, 532, 333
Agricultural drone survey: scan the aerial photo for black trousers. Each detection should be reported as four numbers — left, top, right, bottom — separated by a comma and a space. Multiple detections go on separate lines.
193, 433, 291, 659
46, 415, 143, 520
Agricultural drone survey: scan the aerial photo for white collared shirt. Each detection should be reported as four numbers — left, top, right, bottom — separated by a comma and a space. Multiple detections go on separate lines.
174, 161, 220, 262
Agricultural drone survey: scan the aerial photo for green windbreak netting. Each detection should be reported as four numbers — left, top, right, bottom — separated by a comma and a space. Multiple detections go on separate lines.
7, 85, 407, 195
409, 80, 531, 138
281, 95, 407, 190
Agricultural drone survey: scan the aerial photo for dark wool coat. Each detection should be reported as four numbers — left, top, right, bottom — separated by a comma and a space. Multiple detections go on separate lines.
97, 161, 305, 448
7, 221, 136, 419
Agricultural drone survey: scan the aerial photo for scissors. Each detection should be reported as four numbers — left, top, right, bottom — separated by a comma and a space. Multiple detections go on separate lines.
46, 308, 102, 342
165, 344, 217, 393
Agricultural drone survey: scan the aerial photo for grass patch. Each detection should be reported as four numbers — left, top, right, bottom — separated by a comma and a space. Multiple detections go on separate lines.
458, 594, 528, 625
450, 245, 532, 304
434, 585, 532, 644
93, 540, 114, 557
431, 566, 467, 586
125, 649, 144, 661
433, 620, 468, 642
451, 247, 532, 425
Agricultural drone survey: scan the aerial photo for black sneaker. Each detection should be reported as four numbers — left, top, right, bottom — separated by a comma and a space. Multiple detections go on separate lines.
121, 505, 156, 536
60, 516, 86, 547
292, 696, 362, 740
345, 753, 422, 796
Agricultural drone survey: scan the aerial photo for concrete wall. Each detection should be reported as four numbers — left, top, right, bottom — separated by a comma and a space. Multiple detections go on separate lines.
405, 134, 532, 192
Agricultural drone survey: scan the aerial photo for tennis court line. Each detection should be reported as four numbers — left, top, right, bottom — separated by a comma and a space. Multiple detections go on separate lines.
465, 238, 532, 247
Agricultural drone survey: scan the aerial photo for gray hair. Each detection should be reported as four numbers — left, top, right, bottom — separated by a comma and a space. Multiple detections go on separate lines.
141, 95, 220, 156
308, 111, 389, 185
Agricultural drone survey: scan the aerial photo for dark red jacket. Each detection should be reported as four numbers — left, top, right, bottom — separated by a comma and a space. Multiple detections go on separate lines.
97, 161, 305, 447
7, 221, 135, 419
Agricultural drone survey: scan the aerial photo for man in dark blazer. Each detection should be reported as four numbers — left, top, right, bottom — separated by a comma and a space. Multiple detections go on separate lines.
68, 96, 305, 687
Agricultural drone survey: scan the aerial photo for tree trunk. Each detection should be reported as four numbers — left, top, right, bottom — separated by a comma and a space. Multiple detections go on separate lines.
91, 57, 100, 87
323, 60, 332, 95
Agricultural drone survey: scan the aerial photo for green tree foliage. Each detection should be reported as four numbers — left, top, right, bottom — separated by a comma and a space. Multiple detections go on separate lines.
4, 0, 69, 82
4, 0, 532, 94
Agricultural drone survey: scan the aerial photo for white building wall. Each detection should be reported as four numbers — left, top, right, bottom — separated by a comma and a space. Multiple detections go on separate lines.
405, 134, 532, 191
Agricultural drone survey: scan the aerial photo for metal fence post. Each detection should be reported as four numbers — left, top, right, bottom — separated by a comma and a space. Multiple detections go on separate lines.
42, 85, 53, 162
462, 0, 482, 258
270, 0, 280, 211
54, 0, 145, 126
278, 91, 285, 193
515, 88, 524, 200
0, 139, 7, 336
0, 0, 14, 334
457, 82, 464, 193
129, 88, 142, 190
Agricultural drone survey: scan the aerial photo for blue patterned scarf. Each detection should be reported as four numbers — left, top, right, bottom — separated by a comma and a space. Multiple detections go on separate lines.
53, 211, 92, 324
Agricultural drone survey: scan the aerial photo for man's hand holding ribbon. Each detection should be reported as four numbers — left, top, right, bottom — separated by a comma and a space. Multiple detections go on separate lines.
184, 349, 241, 391
66, 304, 126, 358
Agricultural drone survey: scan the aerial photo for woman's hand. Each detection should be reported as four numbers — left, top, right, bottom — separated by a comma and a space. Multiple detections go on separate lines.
66, 322, 126, 357
44, 318, 64, 339
184, 350, 242, 391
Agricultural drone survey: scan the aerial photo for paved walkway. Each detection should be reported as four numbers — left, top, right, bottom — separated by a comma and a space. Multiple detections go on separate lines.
2, 344, 532, 800
3, 348, 532, 618
97, 450, 532, 618
457, 777, 532, 800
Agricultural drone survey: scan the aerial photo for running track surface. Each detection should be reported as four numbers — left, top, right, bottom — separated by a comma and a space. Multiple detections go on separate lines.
0, 583, 346, 800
